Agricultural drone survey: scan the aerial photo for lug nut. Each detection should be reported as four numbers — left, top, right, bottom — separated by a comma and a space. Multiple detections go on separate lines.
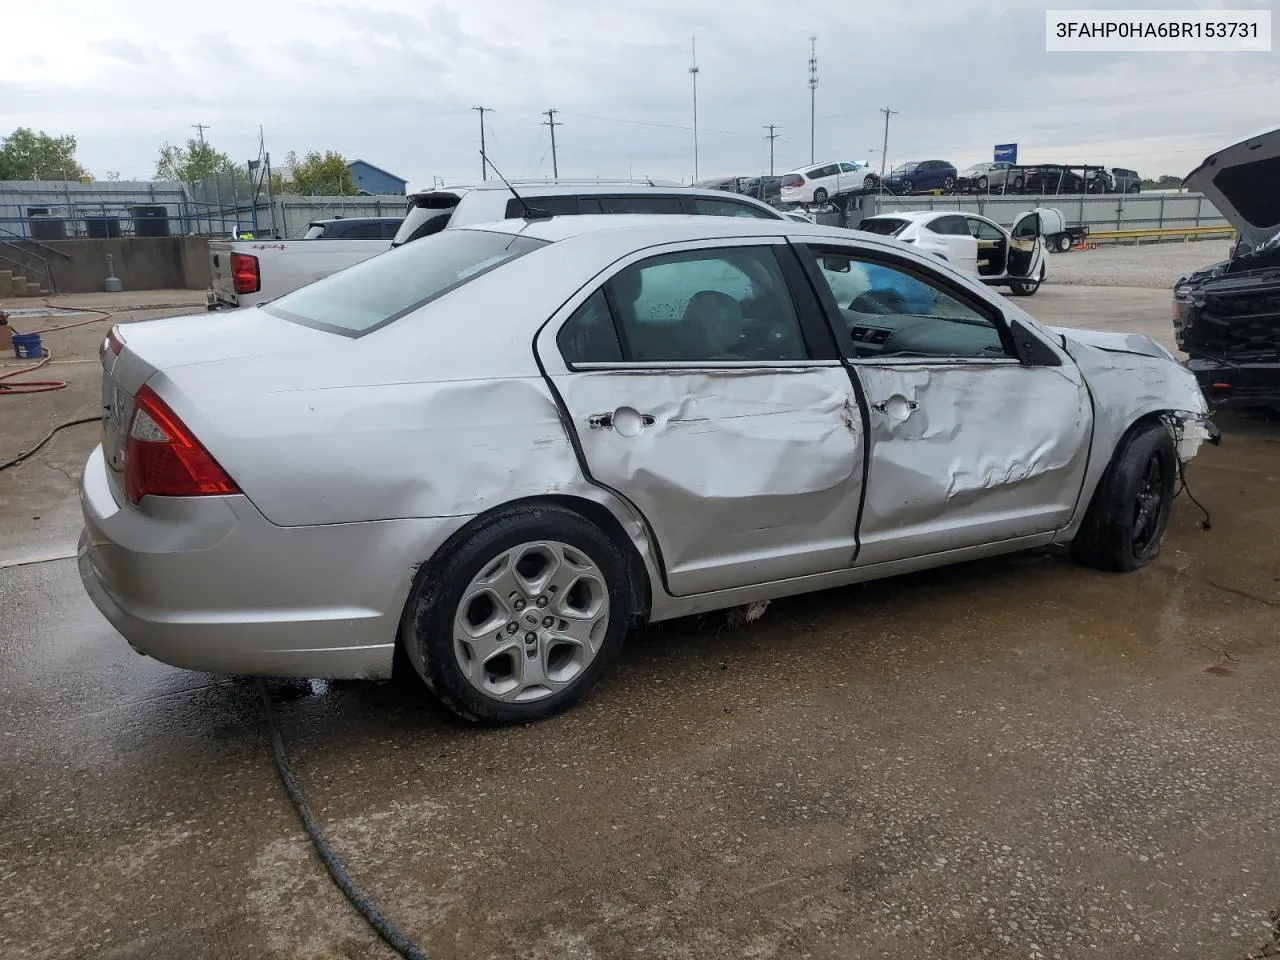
535, 596, 549, 608
542, 616, 554, 628
506, 623, 518, 634
524, 632, 537, 644
513, 598, 526, 611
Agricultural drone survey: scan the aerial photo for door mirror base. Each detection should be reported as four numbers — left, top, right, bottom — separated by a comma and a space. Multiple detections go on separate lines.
1008, 317, 1062, 366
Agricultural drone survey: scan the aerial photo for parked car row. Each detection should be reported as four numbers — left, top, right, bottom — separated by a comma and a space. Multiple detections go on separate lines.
957, 163, 1142, 195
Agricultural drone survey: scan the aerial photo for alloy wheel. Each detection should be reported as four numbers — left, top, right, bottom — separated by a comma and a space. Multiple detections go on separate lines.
1132, 455, 1168, 551
452, 541, 610, 703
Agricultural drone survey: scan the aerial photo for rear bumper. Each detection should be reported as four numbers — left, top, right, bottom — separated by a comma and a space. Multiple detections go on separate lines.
1186, 355, 1280, 408
77, 445, 472, 679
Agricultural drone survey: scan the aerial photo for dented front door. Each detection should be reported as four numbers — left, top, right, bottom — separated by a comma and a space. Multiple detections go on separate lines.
853, 359, 1091, 566
553, 366, 865, 595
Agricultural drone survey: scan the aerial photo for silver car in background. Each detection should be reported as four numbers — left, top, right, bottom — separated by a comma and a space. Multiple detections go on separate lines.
80, 215, 1215, 725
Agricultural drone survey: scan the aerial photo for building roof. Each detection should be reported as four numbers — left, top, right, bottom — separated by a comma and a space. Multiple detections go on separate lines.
346, 160, 407, 184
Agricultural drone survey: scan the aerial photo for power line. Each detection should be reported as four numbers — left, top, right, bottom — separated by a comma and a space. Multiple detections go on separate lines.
542, 108, 561, 178
763, 124, 780, 176
471, 106, 492, 181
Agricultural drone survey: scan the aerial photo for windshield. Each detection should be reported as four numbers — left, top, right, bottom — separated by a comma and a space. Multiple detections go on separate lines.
856, 217, 909, 237
265, 229, 547, 335
892, 162, 920, 174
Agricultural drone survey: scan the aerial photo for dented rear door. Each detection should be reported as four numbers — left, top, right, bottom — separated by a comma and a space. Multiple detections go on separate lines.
536, 238, 865, 597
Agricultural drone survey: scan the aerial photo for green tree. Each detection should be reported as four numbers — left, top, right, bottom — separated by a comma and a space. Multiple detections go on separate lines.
282, 150, 356, 195
155, 138, 235, 182
0, 127, 90, 180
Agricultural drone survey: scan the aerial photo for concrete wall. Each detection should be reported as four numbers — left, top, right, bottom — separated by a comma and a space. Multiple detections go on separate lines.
7, 237, 210, 294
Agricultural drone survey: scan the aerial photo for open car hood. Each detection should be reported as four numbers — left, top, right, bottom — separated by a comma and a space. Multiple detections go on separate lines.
1183, 125, 1280, 248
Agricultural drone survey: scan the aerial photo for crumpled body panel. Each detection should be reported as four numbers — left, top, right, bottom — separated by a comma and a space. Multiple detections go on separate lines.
549, 365, 864, 596
852, 361, 1092, 565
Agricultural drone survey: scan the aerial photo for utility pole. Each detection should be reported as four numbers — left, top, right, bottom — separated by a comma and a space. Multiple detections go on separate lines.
763, 124, 780, 176
879, 107, 897, 177
542, 108, 561, 179
192, 123, 209, 146
472, 106, 492, 181
689, 38, 700, 183
808, 36, 818, 164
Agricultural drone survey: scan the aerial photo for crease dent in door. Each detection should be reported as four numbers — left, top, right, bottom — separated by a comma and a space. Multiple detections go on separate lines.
863, 364, 1089, 518
583, 367, 856, 525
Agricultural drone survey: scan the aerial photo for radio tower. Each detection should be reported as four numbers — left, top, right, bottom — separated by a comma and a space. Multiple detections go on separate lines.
808, 36, 818, 164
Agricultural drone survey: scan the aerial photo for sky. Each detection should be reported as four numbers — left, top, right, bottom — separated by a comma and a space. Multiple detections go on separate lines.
1, 0, 1276, 190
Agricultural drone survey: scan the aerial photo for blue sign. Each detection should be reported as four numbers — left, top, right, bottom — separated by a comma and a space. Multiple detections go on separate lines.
994, 143, 1018, 164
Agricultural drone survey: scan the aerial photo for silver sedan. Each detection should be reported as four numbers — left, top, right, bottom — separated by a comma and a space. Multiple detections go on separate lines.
80, 215, 1216, 724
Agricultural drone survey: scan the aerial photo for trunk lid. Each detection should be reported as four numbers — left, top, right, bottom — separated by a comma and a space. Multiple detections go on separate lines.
1183, 125, 1280, 249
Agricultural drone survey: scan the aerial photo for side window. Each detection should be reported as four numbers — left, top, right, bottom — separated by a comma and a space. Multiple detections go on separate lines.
606, 247, 808, 362
806, 247, 1009, 361
928, 215, 968, 236
558, 289, 623, 365
342, 221, 383, 239
504, 196, 580, 218
597, 196, 684, 214
839, 162, 859, 173
966, 217, 1004, 241
381, 221, 403, 239
690, 197, 778, 219
1012, 215, 1040, 240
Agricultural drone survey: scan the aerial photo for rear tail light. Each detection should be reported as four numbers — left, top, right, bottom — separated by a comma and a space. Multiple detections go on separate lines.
782, 175, 805, 188
125, 385, 240, 504
230, 252, 260, 295
106, 325, 125, 356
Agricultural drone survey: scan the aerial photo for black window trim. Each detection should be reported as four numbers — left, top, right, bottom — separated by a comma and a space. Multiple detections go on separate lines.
555, 240, 837, 371
788, 239, 1024, 363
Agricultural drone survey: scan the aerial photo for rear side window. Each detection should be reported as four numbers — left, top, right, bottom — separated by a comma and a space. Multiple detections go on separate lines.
394, 208, 455, 245
266, 230, 546, 335
857, 218, 909, 237
503, 196, 582, 218
690, 197, 778, 219
597, 196, 685, 214
558, 290, 623, 364
927, 215, 969, 236
335, 221, 385, 239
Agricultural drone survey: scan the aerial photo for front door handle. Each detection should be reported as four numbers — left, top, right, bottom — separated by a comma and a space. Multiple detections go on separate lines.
870, 396, 919, 422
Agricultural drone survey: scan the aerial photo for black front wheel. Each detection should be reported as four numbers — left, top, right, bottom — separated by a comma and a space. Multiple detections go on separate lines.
1072, 421, 1177, 572
813, 187, 828, 203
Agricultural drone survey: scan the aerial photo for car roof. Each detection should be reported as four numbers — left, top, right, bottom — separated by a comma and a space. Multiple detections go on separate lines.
459, 214, 859, 245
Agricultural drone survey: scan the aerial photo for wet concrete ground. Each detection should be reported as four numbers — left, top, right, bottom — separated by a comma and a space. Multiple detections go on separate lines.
2, 287, 1279, 959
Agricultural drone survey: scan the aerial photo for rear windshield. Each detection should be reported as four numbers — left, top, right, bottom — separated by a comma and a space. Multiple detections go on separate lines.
265, 229, 547, 335
856, 217, 909, 237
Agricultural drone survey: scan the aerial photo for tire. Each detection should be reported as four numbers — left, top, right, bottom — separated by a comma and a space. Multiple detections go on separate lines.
813, 187, 828, 203
402, 504, 634, 724
863, 174, 878, 190
1072, 421, 1177, 572
1009, 263, 1045, 297
1055, 233, 1072, 253
942, 176, 956, 193
900, 178, 913, 194
977, 175, 989, 191
1012, 175, 1025, 191
1127, 184, 1140, 194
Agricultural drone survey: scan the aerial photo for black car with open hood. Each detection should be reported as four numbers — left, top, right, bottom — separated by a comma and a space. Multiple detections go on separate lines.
1174, 126, 1280, 409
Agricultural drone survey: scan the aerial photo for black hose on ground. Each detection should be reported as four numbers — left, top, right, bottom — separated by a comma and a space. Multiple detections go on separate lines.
258, 679, 431, 960
0, 416, 103, 472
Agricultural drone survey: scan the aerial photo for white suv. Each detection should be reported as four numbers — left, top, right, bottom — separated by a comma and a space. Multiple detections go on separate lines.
391, 180, 785, 247
779, 161, 876, 205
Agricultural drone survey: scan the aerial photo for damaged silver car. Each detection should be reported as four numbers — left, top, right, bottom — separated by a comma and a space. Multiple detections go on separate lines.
79, 215, 1217, 724
1175, 126, 1280, 410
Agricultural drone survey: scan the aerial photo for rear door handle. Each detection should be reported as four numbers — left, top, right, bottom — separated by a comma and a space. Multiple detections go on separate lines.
588, 410, 655, 430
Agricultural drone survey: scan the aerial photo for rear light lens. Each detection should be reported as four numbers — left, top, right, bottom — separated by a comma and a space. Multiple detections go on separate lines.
782, 175, 805, 188
230, 252, 260, 295
125, 385, 240, 504
106, 325, 126, 356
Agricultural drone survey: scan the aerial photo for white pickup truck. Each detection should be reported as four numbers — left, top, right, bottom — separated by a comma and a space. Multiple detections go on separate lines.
206, 216, 403, 309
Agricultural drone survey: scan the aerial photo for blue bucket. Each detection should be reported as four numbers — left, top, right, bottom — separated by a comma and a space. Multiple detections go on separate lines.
12, 332, 44, 360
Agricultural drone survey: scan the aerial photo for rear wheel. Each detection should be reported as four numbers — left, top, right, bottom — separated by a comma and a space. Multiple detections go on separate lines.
1072, 421, 1177, 572
813, 187, 828, 203
403, 504, 633, 724
1012, 175, 1025, 191
1055, 233, 1072, 253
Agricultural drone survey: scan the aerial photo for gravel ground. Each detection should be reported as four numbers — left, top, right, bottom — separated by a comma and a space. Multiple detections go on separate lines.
1049, 238, 1231, 290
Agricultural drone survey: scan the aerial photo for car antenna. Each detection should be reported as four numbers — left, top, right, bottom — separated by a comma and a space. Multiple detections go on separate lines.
480, 150, 552, 220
